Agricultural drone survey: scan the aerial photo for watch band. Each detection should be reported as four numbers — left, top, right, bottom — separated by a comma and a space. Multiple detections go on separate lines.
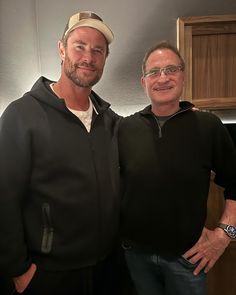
217, 223, 236, 239
218, 223, 228, 230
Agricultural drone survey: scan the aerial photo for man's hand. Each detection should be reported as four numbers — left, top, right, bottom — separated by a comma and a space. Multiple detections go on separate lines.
13, 263, 37, 293
182, 227, 230, 275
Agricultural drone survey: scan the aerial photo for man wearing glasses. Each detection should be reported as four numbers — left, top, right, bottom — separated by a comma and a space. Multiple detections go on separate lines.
118, 41, 236, 295
0, 11, 121, 295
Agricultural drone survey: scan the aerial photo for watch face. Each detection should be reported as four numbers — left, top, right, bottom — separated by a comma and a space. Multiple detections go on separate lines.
227, 226, 236, 238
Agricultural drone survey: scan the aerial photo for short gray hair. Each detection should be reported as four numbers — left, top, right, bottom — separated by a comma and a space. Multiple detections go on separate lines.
142, 41, 185, 75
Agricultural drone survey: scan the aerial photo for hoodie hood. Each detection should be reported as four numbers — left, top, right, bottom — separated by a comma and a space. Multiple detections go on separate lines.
24, 76, 111, 114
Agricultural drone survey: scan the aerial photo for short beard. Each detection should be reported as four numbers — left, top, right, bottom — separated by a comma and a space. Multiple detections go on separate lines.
64, 57, 102, 88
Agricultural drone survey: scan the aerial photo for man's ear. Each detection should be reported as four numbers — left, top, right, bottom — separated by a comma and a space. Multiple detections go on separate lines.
58, 41, 66, 62
140, 76, 146, 90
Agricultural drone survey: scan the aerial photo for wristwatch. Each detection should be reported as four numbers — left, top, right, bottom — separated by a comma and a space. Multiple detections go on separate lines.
217, 223, 236, 239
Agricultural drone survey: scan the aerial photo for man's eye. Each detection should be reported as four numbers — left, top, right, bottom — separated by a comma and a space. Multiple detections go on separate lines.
76, 45, 84, 50
166, 66, 178, 73
93, 48, 104, 54
152, 70, 161, 75
147, 69, 160, 76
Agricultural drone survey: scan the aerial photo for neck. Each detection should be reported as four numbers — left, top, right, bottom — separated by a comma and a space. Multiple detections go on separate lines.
53, 78, 91, 111
151, 101, 180, 116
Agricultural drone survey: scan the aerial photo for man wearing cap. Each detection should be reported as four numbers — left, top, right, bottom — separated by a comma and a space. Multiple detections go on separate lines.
0, 11, 121, 295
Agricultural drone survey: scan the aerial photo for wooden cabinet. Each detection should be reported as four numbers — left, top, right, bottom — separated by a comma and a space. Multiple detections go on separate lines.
177, 14, 236, 110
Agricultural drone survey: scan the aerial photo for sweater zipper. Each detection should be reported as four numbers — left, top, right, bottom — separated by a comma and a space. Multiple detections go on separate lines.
153, 107, 190, 138
153, 116, 162, 138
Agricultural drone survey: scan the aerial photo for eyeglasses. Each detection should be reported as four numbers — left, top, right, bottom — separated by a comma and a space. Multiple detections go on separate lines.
144, 65, 184, 78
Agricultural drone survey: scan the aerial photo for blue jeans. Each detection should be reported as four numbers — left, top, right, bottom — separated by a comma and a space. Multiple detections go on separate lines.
124, 244, 207, 295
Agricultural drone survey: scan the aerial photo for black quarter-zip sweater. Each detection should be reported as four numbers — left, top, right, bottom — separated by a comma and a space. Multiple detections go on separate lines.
0, 76, 121, 277
118, 102, 236, 256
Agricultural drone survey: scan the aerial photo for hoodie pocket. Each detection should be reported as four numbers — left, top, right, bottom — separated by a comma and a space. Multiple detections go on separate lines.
41, 203, 54, 254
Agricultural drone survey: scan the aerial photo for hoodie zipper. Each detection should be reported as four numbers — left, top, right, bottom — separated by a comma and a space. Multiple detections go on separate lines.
41, 203, 54, 254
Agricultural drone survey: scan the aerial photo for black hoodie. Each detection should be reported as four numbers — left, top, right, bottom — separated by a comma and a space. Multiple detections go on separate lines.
0, 76, 121, 277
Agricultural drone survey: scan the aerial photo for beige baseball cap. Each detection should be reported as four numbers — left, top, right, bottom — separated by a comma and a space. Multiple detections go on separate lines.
62, 11, 114, 44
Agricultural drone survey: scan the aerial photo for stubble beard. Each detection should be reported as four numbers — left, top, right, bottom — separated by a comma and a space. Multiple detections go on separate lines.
64, 56, 103, 88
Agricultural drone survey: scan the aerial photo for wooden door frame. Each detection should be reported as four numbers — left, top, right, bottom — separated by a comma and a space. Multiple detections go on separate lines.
177, 14, 236, 110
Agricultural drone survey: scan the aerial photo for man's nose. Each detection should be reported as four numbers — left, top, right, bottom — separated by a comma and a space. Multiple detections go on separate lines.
158, 70, 169, 81
82, 50, 93, 62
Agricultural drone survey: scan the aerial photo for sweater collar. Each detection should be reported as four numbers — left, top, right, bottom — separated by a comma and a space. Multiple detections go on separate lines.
140, 100, 194, 116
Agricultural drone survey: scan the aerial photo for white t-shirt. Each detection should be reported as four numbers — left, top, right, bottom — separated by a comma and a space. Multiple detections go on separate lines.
68, 97, 98, 132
